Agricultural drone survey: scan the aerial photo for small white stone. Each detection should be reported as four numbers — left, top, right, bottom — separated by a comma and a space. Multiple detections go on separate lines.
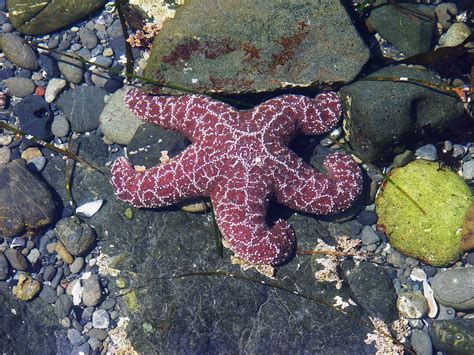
92, 309, 110, 329
0, 134, 13, 146
45, 78, 67, 103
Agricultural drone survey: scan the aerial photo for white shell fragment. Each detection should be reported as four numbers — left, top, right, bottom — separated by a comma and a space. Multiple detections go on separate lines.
76, 200, 104, 217
71, 280, 84, 306
410, 268, 427, 282
423, 280, 438, 318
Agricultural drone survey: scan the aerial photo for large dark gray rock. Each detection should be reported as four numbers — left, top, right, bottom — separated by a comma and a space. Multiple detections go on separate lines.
41, 135, 377, 354
429, 319, 474, 354
7, 0, 107, 35
144, 0, 369, 94
367, 3, 436, 57
340, 65, 465, 162
341, 260, 398, 324
0, 159, 56, 238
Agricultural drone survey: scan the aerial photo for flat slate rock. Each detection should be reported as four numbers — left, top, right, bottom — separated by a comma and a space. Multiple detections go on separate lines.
144, 0, 369, 94
7, 0, 107, 35
0, 159, 56, 238
56, 86, 107, 133
41, 136, 376, 354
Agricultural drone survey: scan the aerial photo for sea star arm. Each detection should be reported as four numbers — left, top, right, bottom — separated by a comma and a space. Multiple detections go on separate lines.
273, 151, 363, 214
210, 176, 295, 265
111, 145, 212, 208
252, 92, 341, 141
125, 88, 236, 140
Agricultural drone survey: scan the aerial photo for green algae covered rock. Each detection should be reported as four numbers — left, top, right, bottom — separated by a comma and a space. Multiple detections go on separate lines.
376, 160, 473, 266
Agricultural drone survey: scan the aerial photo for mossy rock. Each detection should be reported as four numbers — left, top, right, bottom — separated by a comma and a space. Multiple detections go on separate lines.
376, 160, 473, 266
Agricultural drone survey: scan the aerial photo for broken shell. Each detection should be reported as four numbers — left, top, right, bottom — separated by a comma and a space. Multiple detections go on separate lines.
76, 200, 104, 217
423, 280, 438, 318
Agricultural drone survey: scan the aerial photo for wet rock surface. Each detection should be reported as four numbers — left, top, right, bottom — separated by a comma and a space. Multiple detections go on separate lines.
144, 0, 369, 94
41, 139, 376, 354
431, 268, 474, 311
7, 0, 107, 35
429, 319, 474, 354
341, 260, 398, 323
0, 159, 56, 238
340, 65, 465, 162
0, 283, 66, 354
367, 3, 436, 56
56, 86, 107, 132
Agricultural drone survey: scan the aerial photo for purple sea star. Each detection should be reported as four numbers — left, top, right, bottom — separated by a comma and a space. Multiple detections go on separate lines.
111, 89, 363, 265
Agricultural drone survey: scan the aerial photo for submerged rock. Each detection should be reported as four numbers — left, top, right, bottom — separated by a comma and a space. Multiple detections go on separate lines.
431, 268, 474, 311
340, 65, 465, 162
376, 160, 473, 266
99, 88, 144, 145
341, 260, 398, 323
0, 283, 63, 353
367, 3, 436, 56
144, 0, 369, 94
41, 135, 376, 354
54, 216, 97, 256
7, 0, 107, 35
429, 319, 474, 354
0, 159, 56, 238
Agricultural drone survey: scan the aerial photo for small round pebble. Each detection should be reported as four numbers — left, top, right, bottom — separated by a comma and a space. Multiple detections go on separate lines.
356, 210, 378, 226
461, 160, 474, 180
79, 28, 98, 49
2, 23, 14, 33
45, 78, 67, 103
92, 309, 110, 329
397, 291, 428, 318
20, 147, 42, 162
82, 273, 102, 307
415, 144, 437, 161
361, 226, 381, 246
39, 284, 58, 304
51, 114, 70, 137
43, 265, 57, 281
88, 337, 102, 352
67, 328, 85, 346
411, 329, 433, 355
100, 297, 116, 310
87, 328, 108, 341
4, 77, 36, 97
69, 256, 84, 274
61, 317, 71, 328
27, 156, 47, 172
0, 134, 13, 146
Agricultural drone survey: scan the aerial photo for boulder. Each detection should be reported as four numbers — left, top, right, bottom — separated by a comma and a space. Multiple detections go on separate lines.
7, 0, 107, 35
144, 0, 369, 94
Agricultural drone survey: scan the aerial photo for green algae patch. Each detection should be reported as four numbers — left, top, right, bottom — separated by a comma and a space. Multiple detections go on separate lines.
376, 160, 473, 266
123, 290, 140, 313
